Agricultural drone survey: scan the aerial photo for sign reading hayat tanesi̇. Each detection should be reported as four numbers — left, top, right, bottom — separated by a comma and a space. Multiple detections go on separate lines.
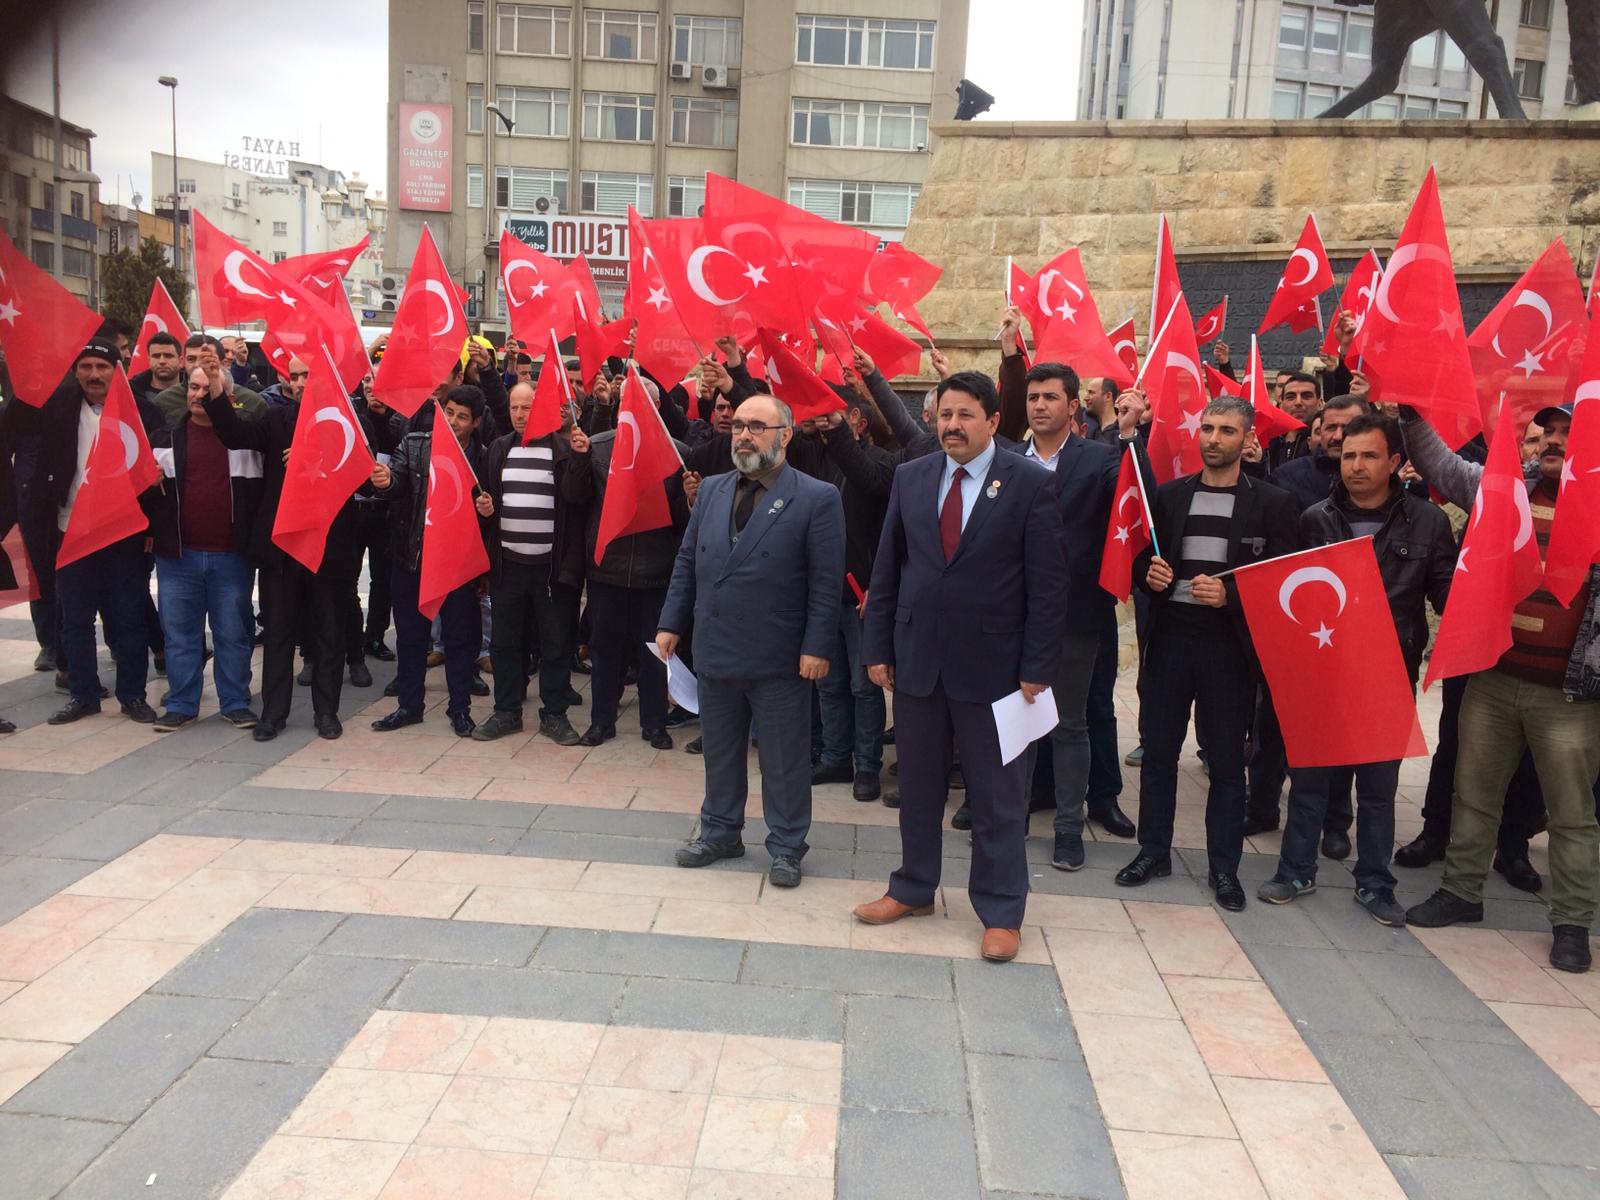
224, 136, 303, 176
398, 103, 452, 212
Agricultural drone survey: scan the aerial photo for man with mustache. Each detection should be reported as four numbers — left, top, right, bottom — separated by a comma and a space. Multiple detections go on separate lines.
657, 393, 845, 890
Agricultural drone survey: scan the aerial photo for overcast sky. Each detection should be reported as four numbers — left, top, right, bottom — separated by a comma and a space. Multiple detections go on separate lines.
6, 0, 1080, 207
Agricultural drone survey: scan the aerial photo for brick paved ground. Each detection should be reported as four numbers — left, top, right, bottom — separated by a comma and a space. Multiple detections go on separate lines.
0, 606, 1595, 1200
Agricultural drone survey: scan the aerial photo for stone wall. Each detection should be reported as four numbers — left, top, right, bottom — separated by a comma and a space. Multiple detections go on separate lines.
905, 118, 1600, 371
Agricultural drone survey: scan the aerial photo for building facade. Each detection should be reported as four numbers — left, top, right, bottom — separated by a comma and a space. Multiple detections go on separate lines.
1, 95, 99, 306
386, 0, 970, 330
1079, 0, 1582, 122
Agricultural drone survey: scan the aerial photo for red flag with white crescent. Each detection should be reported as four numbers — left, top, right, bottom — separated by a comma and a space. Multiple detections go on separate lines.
1321, 250, 1383, 359
755, 328, 846, 422
524, 329, 573, 444
372, 226, 466, 417
500, 229, 575, 347
1258, 214, 1334, 336
1244, 336, 1307, 443
594, 367, 681, 565
1028, 248, 1133, 387
418, 402, 490, 620
1108, 317, 1139, 378
625, 208, 703, 386
0, 229, 104, 407
1544, 321, 1600, 606
1098, 446, 1153, 602
129, 277, 192, 376
1193, 296, 1228, 344
1149, 214, 1182, 339
57, 366, 161, 568
1140, 294, 1207, 484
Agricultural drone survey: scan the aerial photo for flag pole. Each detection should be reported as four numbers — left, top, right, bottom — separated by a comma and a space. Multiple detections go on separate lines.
1134, 294, 1183, 391
1128, 443, 1161, 561
1206, 534, 1375, 581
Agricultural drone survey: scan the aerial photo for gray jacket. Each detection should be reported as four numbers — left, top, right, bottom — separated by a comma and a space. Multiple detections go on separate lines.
1401, 415, 1600, 700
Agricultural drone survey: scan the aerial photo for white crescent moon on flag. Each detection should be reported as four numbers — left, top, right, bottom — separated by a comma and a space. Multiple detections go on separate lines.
422, 279, 458, 337
1278, 566, 1348, 624
1372, 243, 1450, 324
1115, 486, 1142, 524
312, 406, 356, 472
686, 245, 746, 307
427, 455, 463, 522
223, 250, 274, 300
142, 315, 168, 336
503, 259, 541, 309
614, 412, 642, 471
1165, 351, 1203, 394
1037, 270, 1063, 317
1512, 487, 1534, 551
1573, 381, 1600, 408
113, 421, 140, 472
1492, 290, 1555, 358
1114, 335, 1137, 361
1286, 248, 1319, 288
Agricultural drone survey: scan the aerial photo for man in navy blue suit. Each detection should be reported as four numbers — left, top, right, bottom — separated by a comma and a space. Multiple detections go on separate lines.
854, 371, 1068, 962
657, 392, 845, 889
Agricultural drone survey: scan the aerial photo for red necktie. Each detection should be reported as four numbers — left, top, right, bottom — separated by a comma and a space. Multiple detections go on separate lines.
940, 466, 967, 562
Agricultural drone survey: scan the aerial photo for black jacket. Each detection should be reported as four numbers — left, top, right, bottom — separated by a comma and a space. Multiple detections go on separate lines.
480, 430, 588, 590
820, 422, 895, 607
562, 429, 690, 589
146, 415, 266, 560
1300, 481, 1455, 681
1270, 451, 1340, 513
376, 429, 488, 573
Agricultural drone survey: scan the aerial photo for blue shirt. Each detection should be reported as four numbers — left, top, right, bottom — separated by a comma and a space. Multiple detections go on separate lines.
937, 439, 998, 532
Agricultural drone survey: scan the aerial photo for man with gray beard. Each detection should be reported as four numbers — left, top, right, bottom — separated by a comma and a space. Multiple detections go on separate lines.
657, 393, 845, 889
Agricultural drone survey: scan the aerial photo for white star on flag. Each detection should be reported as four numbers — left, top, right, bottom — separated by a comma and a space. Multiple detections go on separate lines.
0, 299, 18, 324
1311, 622, 1334, 648
1113, 524, 1132, 545
646, 286, 670, 311
530, 281, 548, 298
743, 263, 767, 287
1516, 347, 1544, 377
1179, 408, 1203, 436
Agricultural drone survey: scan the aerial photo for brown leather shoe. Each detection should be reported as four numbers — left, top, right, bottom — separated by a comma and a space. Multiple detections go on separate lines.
980, 928, 1021, 962
853, 895, 935, 925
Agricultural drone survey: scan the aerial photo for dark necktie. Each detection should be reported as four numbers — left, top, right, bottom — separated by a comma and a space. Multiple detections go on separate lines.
940, 466, 967, 561
734, 478, 760, 533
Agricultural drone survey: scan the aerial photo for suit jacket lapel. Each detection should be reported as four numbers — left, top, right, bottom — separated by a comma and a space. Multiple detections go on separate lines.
951, 451, 1012, 565
721, 466, 798, 579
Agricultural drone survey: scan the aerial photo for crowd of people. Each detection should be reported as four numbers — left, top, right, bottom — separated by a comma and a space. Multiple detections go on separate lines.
0, 301, 1595, 971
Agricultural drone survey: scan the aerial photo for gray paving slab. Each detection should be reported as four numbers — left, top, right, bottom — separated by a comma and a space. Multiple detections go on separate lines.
511, 826, 689, 865
155, 909, 343, 1000
0, 797, 107, 853
168, 807, 360, 843
794, 847, 856, 878
1343, 950, 1521, 1045
370, 794, 542, 828
531, 804, 701, 840
967, 1053, 1124, 1200
0, 855, 100, 924
389, 962, 624, 1023
5, 994, 250, 1122
1217, 895, 1336, 948
836, 1108, 982, 1200
851, 850, 903, 881
745, 818, 856, 853
853, 825, 902, 855
617, 976, 843, 1041
0, 768, 78, 799
1384, 1154, 1543, 1200
0, 1113, 123, 1200
1300, 888, 1433, 956
1247, 943, 1403, 1035
1533, 1163, 1600, 1199
322, 913, 543, 966
534, 927, 744, 981
210, 953, 407, 1065
125, 759, 263, 805
341, 816, 524, 855
31, 802, 187, 862
55, 1057, 322, 1200
198, 724, 318, 764
740, 943, 953, 1000
952, 961, 1078, 1061
1421, 1037, 1600, 1168
1480, 897, 1555, 933
844, 995, 968, 1113
211, 784, 388, 819
49, 753, 185, 802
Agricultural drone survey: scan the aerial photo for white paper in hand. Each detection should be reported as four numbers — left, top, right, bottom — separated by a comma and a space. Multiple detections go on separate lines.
992, 687, 1058, 766
645, 643, 700, 714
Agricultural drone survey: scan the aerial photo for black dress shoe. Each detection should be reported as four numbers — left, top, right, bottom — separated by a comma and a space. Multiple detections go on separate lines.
948, 763, 965, 790
297, 662, 313, 686
1550, 925, 1593, 974
642, 728, 673, 750
852, 770, 881, 802
47, 698, 101, 725
315, 713, 343, 740
561, 685, 584, 708
469, 673, 491, 697
1493, 851, 1543, 893
384, 677, 400, 697
1052, 833, 1086, 871
685, 735, 703, 755
540, 713, 581, 746
1321, 829, 1352, 861
812, 761, 852, 786
1394, 832, 1447, 869
577, 722, 616, 747
1209, 871, 1247, 911
881, 790, 900, 809
1242, 811, 1280, 837
950, 805, 972, 831
1405, 888, 1484, 927
571, 652, 592, 675
1088, 803, 1137, 839
882, 727, 895, 746
1115, 853, 1173, 887
449, 710, 476, 738
0, 718, 14, 734
252, 721, 282, 742
769, 856, 803, 888
663, 705, 696, 729
371, 708, 424, 732
472, 711, 524, 742
675, 839, 744, 868
365, 640, 396, 662
349, 660, 373, 688
120, 699, 158, 724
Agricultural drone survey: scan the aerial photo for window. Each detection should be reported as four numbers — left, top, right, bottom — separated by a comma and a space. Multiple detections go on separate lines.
795, 15, 935, 70
668, 174, 705, 217
1436, 99, 1469, 118
1520, 0, 1552, 28
10, 173, 26, 207
467, 83, 484, 134
1515, 57, 1546, 100
496, 85, 571, 137
1345, 15, 1372, 59
786, 178, 920, 227
582, 92, 654, 142
63, 141, 88, 172
272, 221, 289, 236
1440, 36, 1467, 75
585, 9, 657, 60
69, 192, 84, 219
63, 246, 92, 277
1271, 84, 1303, 118
494, 166, 569, 211
231, 182, 242, 199
1311, 15, 1340, 54
791, 99, 929, 150
1408, 31, 1440, 69
1305, 83, 1337, 114
580, 170, 651, 216
467, 165, 485, 208
670, 96, 738, 147
673, 15, 741, 67
41, 182, 55, 210
468, 0, 485, 51
498, 4, 571, 56
272, 251, 288, 264
1278, 6, 1308, 50
178, 178, 196, 194
1368, 96, 1399, 119
31, 242, 52, 271
1120, 30, 1131, 66
1403, 98, 1433, 119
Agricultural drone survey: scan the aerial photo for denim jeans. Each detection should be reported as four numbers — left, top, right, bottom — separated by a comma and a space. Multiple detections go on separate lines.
57, 541, 149, 706
1277, 762, 1399, 893
154, 548, 255, 716
817, 604, 885, 773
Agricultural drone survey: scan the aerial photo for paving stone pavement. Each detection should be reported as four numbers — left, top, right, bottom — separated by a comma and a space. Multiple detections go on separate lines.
0, 625, 1595, 1199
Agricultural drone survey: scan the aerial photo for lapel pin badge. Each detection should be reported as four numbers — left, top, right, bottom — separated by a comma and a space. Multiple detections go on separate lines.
772, 498, 784, 510
986, 480, 1001, 499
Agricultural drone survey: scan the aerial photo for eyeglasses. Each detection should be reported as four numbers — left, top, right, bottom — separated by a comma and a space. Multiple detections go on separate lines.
729, 419, 788, 436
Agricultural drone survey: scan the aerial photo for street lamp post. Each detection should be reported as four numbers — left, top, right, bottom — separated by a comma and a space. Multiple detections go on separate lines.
158, 76, 180, 273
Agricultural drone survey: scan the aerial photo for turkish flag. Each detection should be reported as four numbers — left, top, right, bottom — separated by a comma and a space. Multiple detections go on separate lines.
1108, 318, 1139, 378
1545, 322, 1600, 605
625, 209, 703, 387
1140, 293, 1207, 483
1467, 238, 1587, 432
594, 367, 681, 565
1423, 403, 1544, 688
1008, 258, 1040, 327
1029, 248, 1133, 387
891, 298, 935, 345
57, 367, 160, 568
569, 257, 617, 391
418, 403, 489, 620
278, 236, 371, 305
704, 173, 879, 302
1236, 538, 1427, 766
373, 226, 466, 418
755, 328, 846, 421
500, 230, 574, 348
1259, 215, 1334, 335
272, 349, 376, 573
1099, 447, 1153, 602
1321, 250, 1383, 359
844, 305, 923, 380
1149, 214, 1182, 337
1244, 336, 1306, 443
128, 278, 192, 376
0, 229, 104, 407
525, 329, 574, 443
1204, 363, 1242, 398
1194, 296, 1228, 344
1360, 168, 1480, 448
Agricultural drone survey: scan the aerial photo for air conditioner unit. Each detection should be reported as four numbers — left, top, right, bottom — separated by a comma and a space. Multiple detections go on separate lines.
533, 195, 560, 215
669, 61, 692, 80
379, 273, 404, 294
701, 65, 734, 89
379, 298, 398, 313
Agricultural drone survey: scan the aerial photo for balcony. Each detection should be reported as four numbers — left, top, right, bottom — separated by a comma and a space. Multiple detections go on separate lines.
30, 209, 96, 241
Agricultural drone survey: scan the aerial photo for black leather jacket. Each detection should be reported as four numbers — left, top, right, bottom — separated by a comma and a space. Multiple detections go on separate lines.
375, 429, 488, 574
